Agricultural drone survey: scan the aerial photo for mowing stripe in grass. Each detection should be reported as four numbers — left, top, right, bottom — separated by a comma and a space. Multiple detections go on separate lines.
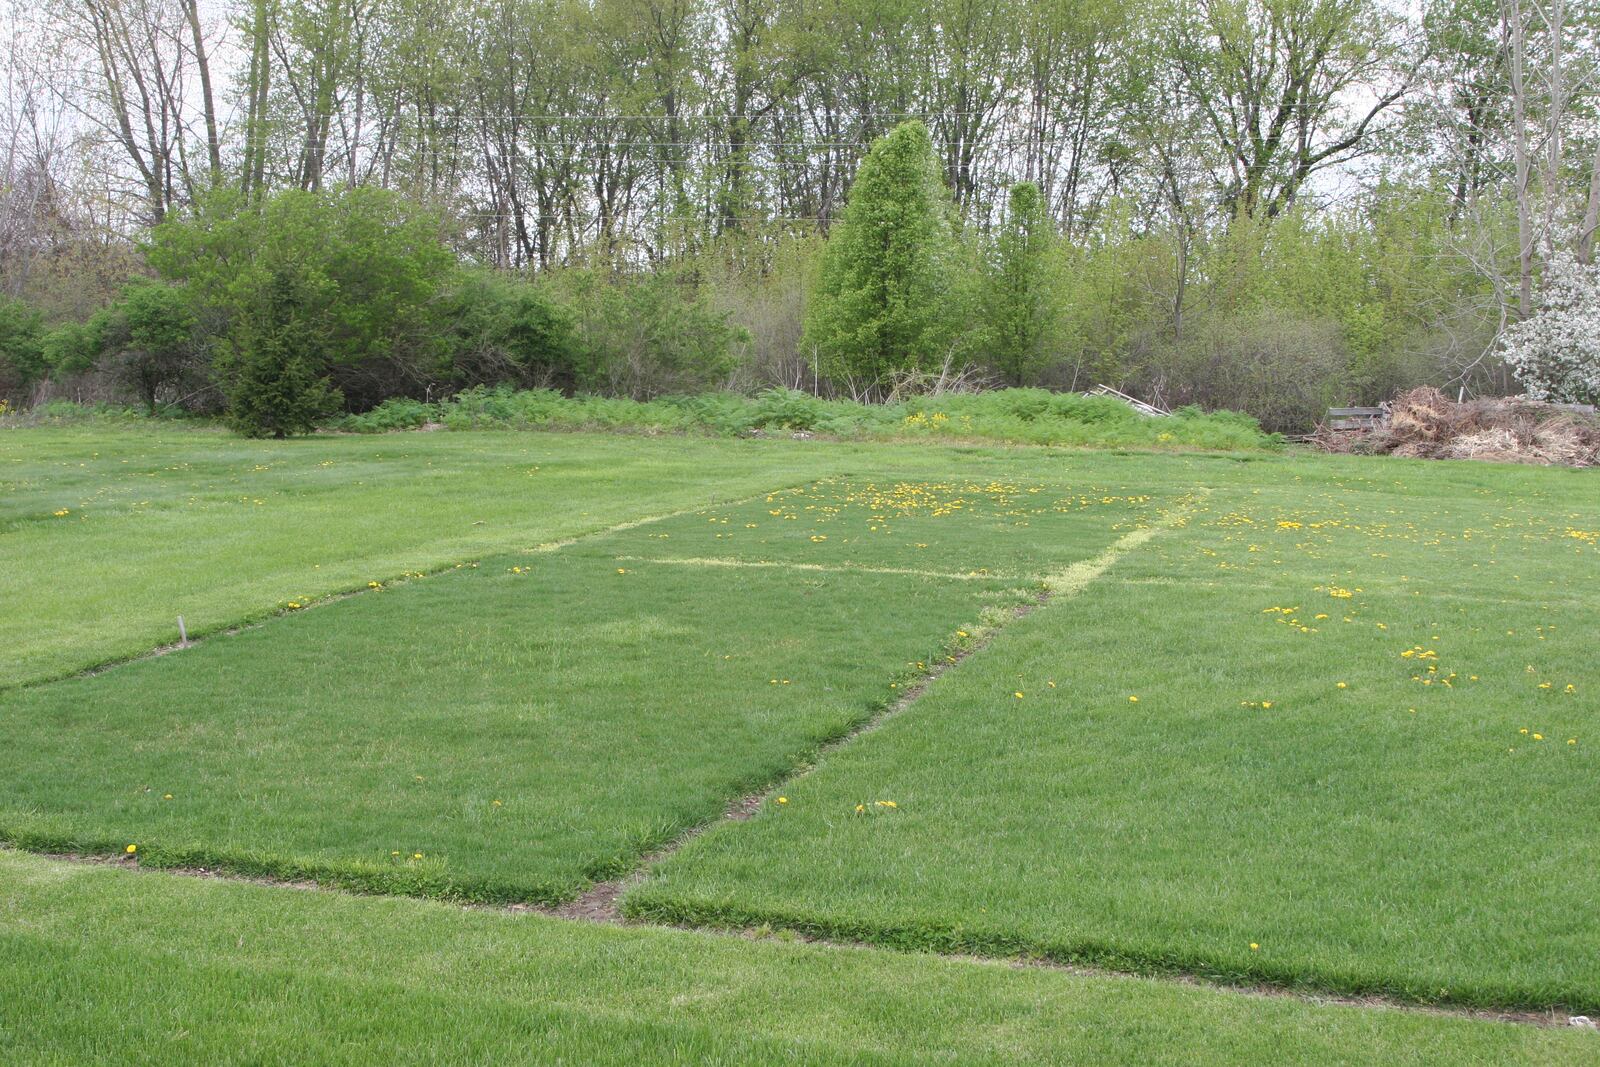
1040, 489, 1210, 595
610, 554, 1046, 582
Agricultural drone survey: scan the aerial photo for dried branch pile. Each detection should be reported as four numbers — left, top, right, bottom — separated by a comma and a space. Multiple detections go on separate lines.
1312, 388, 1600, 467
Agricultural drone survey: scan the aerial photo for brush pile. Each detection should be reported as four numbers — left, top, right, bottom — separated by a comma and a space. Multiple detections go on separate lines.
1312, 387, 1600, 467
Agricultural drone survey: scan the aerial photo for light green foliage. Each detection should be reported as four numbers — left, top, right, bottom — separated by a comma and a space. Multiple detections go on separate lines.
340, 385, 1276, 452
95, 284, 204, 414
147, 188, 456, 410
802, 122, 966, 392
548, 268, 745, 399
38, 319, 105, 380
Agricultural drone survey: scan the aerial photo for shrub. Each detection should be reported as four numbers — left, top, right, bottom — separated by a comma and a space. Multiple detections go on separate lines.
338, 397, 437, 433
1131, 314, 1351, 434
441, 271, 578, 390
1498, 253, 1600, 405
96, 284, 204, 414
218, 273, 342, 438
148, 187, 456, 412
410, 385, 1276, 451
747, 388, 828, 430
553, 270, 744, 399
0, 297, 46, 402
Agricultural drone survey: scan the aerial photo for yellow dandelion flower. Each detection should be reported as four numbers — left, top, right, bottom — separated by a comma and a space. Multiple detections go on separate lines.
125, 844, 137, 855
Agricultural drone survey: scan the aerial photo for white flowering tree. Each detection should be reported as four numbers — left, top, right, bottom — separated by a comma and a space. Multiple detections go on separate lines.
1498, 253, 1600, 405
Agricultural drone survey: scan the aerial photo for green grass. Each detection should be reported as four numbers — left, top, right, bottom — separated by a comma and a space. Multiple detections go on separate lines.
0, 546, 1038, 902
0, 426, 1181, 689
603, 476, 1162, 578
5, 423, 1600, 1059
0, 425, 875, 688
4, 850, 1594, 1066
628, 459, 1600, 1012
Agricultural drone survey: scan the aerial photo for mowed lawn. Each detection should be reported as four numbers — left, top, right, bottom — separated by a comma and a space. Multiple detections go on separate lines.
0, 426, 875, 688
5, 425, 1600, 1060
5, 851, 1597, 1066
0, 465, 1153, 902
630, 460, 1600, 1012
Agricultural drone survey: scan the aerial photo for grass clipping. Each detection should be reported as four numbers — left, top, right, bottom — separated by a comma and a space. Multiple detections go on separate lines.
1315, 387, 1600, 467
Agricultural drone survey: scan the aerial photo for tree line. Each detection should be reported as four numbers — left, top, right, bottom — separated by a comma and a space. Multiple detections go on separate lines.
0, 0, 1597, 429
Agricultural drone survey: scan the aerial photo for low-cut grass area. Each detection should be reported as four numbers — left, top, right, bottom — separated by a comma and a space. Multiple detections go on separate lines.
3, 850, 1592, 1067
0, 426, 874, 688
4, 422, 1599, 1060
0, 547, 1034, 903
604, 476, 1160, 578
0, 426, 1176, 689
628, 462, 1600, 1012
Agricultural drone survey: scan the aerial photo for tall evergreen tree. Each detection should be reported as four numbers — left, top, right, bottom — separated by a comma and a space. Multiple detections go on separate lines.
801, 121, 963, 393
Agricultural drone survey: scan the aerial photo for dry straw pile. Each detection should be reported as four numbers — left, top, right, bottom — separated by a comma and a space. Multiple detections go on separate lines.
1314, 387, 1600, 467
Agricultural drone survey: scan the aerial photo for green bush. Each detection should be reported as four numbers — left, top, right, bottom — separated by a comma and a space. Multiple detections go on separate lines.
549, 270, 744, 399
802, 122, 968, 392
96, 284, 205, 414
148, 187, 456, 413
218, 274, 343, 439
396, 385, 1278, 451
0, 297, 46, 401
441, 271, 577, 390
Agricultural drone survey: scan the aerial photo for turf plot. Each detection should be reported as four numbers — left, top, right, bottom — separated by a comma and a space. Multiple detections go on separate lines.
628, 467, 1600, 1013
0, 477, 1148, 903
